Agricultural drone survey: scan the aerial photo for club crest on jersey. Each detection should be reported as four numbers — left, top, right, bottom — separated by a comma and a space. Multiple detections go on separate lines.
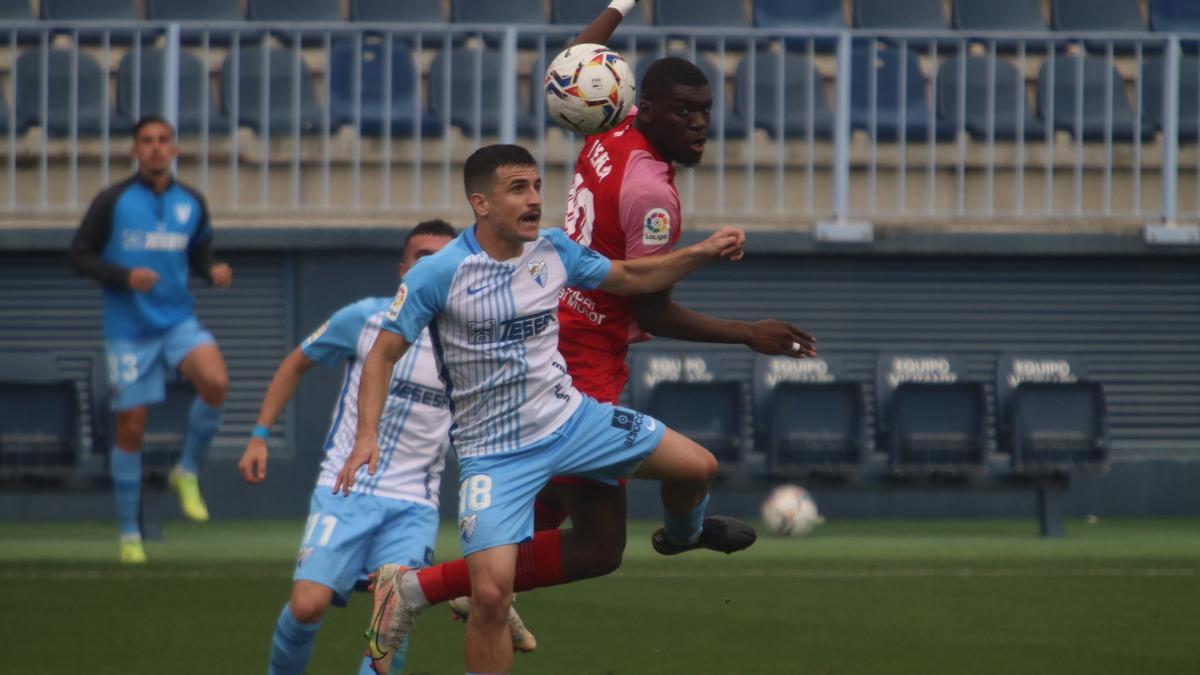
174, 203, 192, 225
385, 284, 408, 322
643, 208, 671, 245
528, 259, 548, 288
459, 515, 478, 543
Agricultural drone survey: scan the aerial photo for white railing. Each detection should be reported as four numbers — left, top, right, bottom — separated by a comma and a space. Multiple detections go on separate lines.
0, 22, 1193, 225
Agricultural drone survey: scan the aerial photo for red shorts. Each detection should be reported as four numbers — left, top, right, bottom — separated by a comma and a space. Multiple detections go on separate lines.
551, 338, 630, 488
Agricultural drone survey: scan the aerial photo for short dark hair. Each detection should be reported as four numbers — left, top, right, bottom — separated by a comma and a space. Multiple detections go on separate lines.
132, 115, 175, 139
404, 219, 457, 252
639, 57, 709, 101
463, 144, 538, 196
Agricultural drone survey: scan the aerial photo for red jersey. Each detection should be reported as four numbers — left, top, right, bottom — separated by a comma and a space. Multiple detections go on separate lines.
557, 116, 683, 398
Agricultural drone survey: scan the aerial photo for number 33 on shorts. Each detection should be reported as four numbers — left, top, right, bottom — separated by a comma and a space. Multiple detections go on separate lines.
458, 475, 492, 541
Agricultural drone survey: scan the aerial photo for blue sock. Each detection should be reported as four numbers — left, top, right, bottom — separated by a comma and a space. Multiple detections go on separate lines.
664, 494, 710, 545
357, 634, 409, 674
109, 448, 142, 537
178, 398, 223, 475
269, 603, 321, 675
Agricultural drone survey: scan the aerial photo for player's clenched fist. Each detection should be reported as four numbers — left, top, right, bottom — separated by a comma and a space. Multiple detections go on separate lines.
699, 226, 745, 261
333, 437, 380, 496
127, 267, 159, 292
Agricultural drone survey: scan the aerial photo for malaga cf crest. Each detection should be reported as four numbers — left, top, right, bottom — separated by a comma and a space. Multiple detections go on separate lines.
528, 259, 548, 288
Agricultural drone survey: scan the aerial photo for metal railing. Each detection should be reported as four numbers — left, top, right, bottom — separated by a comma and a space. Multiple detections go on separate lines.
0, 21, 1194, 225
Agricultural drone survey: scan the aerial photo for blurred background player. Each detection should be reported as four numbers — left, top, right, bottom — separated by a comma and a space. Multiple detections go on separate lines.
371, 0, 818, 630
68, 115, 232, 564
238, 220, 537, 675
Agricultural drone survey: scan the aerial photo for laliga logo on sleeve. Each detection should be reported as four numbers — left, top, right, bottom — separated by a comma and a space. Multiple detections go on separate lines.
643, 208, 670, 245
528, 259, 548, 288
385, 284, 408, 322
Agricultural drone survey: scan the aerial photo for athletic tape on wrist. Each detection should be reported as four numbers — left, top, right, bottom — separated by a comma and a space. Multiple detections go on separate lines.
608, 0, 637, 17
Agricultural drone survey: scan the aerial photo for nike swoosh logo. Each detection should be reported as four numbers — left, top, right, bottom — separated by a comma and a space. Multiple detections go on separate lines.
466, 284, 492, 296
366, 588, 394, 660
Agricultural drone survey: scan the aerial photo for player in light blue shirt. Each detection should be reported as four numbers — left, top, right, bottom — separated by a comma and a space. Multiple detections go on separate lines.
335, 145, 755, 674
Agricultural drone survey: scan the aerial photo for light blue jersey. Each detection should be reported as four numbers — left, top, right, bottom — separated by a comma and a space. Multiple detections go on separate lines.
303, 297, 451, 506
382, 226, 611, 458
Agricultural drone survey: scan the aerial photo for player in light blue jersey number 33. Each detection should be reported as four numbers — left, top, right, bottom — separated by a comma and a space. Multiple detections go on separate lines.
335, 144, 755, 674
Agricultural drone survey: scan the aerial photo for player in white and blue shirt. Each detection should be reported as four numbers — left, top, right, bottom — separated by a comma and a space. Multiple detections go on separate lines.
238, 222, 457, 675
336, 145, 756, 674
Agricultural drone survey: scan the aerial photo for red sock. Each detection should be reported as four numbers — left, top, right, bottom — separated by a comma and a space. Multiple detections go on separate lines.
533, 496, 569, 531
415, 529, 567, 605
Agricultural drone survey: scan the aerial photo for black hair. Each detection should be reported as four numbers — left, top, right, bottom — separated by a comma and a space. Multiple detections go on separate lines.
132, 115, 175, 139
639, 57, 709, 101
404, 219, 457, 251
463, 144, 538, 196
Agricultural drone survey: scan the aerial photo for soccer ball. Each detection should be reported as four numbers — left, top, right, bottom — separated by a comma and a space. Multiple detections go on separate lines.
761, 485, 822, 536
544, 43, 636, 136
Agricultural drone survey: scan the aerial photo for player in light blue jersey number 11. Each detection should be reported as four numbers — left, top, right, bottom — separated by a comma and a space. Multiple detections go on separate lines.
335, 144, 756, 674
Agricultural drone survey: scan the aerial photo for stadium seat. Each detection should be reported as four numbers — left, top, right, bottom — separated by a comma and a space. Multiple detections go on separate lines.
0, 88, 28, 137
350, 0, 443, 23
1052, 0, 1148, 54
653, 0, 749, 50
630, 351, 744, 464
753, 355, 866, 475
0, 0, 40, 46
1036, 55, 1154, 141
428, 46, 538, 136
248, 0, 341, 46
452, 0, 549, 48
854, 0, 945, 30
550, 0, 648, 49
876, 353, 987, 474
40, 0, 152, 45
952, 0, 1048, 53
220, 47, 327, 136
995, 354, 1108, 474
146, 0, 255, 46
1142, 55, 1200, 140
329, 41, 444, 137
734, 49, 835, 139
0, 351, 79, 479
15, 48, 129, 137
850, 45, 956, 141
752, 0, 844, 52
635, 53, 748, 139
116, 48, 230, 135
1149, 0, 1200, 33
936, 56, 1046, 141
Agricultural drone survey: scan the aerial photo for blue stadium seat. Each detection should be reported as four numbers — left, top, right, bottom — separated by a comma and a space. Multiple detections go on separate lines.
753, 355, 866, 476
0, 352, 78, 478
428, 46, 538, 136
146, 0, 255, 46
631, 351, 744, 464
936, 56, 1046, 141
851, 46, 956, 141
40, 0, 152, 45
752, 0, 844, 52
952, 0, 1048, 53
1036, 55, 1154, 141
248, 0, 341, 46
1150, 0, 1200, 32
734, 49, 835, 139
653, 0, 749, 50
330, 41, 444, 137
550, 0, 648, 50
876, 353, 987, 474
995, 354, 1108, 473
0, 0, 40, 46
116, 48, 230, 134
1052, 0, 1149, 54
0, 88, 27, 137
15, 48, 128, 136
635, 53, 748, 138
854, 0, 945, 30
351, 0, 443, 23
1142, 55, 1200, 140
452, 0, 548, 48
220, 47, 327, 136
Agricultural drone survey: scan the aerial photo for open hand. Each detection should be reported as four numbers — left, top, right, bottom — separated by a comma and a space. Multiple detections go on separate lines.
333, 436, 380, 496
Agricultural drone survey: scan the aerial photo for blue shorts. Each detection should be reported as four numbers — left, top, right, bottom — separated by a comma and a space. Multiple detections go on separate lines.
293, 488, 439, 606
456, 396, 665, 556
105, 317, 215, 411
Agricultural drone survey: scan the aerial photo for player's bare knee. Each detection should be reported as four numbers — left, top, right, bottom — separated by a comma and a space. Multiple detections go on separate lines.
115, 411, 146, 448
287, 594, 327, 624
470, 583, 512, 625
196, 372, 228, 406
588, 540, 624, 577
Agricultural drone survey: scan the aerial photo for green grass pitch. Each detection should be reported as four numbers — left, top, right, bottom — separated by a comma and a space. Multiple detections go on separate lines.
2, 518, 1198, 674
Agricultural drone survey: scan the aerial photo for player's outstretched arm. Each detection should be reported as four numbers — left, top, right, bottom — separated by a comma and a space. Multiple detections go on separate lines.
600, 226, 744, 297
633, 292, 818, 357
570, 0, 639, 48
238, 347, 317, 484
333, 329, 411, 495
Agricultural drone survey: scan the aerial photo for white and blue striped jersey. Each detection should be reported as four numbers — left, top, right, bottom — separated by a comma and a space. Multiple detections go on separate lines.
302, 297, 451, 507
381, 227, 612, 458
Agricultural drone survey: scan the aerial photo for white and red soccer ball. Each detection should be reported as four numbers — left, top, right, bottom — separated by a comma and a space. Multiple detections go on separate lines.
544, 43, 636, 136
761, 485, 823, 537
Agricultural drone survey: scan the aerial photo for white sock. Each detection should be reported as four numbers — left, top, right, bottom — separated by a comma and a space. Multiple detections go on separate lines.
400, 569, 430, 611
